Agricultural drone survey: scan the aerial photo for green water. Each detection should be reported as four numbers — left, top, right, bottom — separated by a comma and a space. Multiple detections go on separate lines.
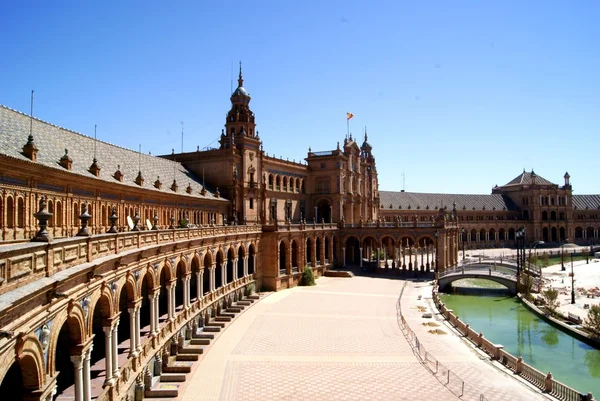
440, 294, 600, 394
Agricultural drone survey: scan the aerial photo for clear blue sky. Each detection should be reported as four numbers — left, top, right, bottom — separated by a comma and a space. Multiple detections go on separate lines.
2, 1, 599, 194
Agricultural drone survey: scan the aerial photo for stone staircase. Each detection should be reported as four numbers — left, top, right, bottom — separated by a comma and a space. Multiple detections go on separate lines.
143, 293, 261, 399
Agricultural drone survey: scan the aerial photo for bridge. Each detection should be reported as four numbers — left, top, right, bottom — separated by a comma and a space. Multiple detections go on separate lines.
438, 258, 541, 295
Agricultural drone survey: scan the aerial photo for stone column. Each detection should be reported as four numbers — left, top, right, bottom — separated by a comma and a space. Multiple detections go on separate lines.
244, 256, 249, 277
359, 247, 363, 267
70, 354, 84, 401
135, 304, 142, 353
196, 271, 203, 299
171, 283, 177, 318
342, 247, 346, 267
111, 320, 120, 379
222, 261, 227, 285
128, 307, 137, 357
83, 345, 93, 401
182, 274, 190, 309
148, 293, 156, 335
210, 264, 216, 291
103, 326, 114, 386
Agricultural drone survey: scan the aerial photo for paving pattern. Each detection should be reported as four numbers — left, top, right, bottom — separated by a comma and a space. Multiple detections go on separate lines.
181, 275, 552, 401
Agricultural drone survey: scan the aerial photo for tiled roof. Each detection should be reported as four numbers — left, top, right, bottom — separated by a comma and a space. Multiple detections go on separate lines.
500, 170, 555, 187
0, 105, 225, 201
573, 195, 600, 210
379, 191, 519, 212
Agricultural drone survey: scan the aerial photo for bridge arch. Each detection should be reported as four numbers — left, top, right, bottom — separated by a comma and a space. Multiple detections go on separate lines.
438, 273, 517, 295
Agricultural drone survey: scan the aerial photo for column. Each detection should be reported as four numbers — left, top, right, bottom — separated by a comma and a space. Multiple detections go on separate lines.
182, 275, 190, 309
314, 206, 318, 223
154, 293, 160, 331
103, 326, 113, 386
128, 307, 137, 357
83, 345, 93, 401
210, 265, 216, 291
135, 305, 142, 353
111, 320, 120, 379
196, 271, 202, 298
233, 258, 239, 280
222, 261, 227, 285
359, 247, 363, 267
148, 293, 156, 335
70, 354, 84, 401
342, 247, 346, 267
243, 256, 249, 276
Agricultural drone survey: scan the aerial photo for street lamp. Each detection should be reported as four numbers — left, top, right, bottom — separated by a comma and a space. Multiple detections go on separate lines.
434, 230, 439, 277
515, 227, 526, 279
570, 252, 575, 304
461, 228, 465, 262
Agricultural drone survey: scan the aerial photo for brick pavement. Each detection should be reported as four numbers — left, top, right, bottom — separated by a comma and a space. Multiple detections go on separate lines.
181, 276, 551, 401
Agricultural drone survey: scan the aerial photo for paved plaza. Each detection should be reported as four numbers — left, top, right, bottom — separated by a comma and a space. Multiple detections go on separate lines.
178, 274, 553, 401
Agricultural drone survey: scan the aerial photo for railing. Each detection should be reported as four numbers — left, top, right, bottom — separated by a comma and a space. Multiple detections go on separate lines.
0, 225, 262, 296
396, 283, 485, 400
433, 291, 594, 401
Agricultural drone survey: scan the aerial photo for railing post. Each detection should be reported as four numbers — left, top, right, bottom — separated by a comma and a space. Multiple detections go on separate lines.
516, 356, 523, 374
544, 372, 553, 393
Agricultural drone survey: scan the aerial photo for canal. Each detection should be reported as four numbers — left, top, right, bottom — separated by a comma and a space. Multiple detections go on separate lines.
440, 279, 600, 395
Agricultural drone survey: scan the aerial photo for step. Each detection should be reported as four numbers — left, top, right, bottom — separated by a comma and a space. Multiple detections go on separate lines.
219, 312, 235, 318
179, 346, 204, 355
160, 373, 187, 382
207, 321, 226, 328
227, 307, 242, 313
215, 316, 232, 322
144, 383, 179, 398
175, 353, 199, 362
190, 338, 211, 345
237, 301, 251, 306
247, 294, 260, 300
163, 362, 193, 374
193, 332, 215, 340
203, 326, 221, 333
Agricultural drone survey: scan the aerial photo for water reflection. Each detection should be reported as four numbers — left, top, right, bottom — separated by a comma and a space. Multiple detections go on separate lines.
440, 294, 600, 394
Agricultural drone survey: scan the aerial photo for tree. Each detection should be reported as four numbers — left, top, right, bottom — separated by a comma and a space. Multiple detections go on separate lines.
519, 273, 534, 299
542, 288, 559, 314
584, 304, 600, 336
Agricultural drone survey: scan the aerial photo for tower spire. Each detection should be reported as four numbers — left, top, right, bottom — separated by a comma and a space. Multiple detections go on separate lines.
238, 61, 243, 87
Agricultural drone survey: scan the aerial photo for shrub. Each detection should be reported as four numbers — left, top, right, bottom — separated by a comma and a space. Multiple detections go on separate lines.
519, 273, 533, 297
245, 283, 255, 296
584, 305, 600, 335
299, 266, 316, 286
542, 288, 559, 314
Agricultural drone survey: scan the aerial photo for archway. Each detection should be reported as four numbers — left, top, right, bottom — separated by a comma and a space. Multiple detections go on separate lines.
316, 238, 322, 265
215, 251, 224, 288
559, 227, 566, 242
317, 199, 331, 223
237, 246, 245, 279
345, 236, 360, 264
91, 294, 113, 389
159, 266, 170, 321
54, 315, 84, 400
279, 241, 287, 274
140, 271, 153, 339
175, 261, 186, 312
227, 248, 235, 284
291, 240, 299, 270
306, 238, 313, 266
0, 361, 25, 401
248, 245, 255, 275
324, 237, 330, 263
191, 256, 200, 301
542, 227, 549, 243
117, 281, 135, 357
203, 253, 212, 295
575, 227, 583, 240
551, 227, 558, 243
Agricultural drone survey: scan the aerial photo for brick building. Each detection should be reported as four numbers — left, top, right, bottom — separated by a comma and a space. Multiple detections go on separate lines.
0, 68, 458, 401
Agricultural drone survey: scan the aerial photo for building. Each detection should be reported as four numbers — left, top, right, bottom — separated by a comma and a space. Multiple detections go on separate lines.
0, 68, 463, 401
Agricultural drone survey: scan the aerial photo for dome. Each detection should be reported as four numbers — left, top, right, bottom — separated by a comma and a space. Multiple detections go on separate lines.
232, 86, 248, 97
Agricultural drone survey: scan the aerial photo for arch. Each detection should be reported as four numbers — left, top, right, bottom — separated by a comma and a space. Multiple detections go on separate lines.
0, 360, 25, 398
489, 228, 496, 242
587, 227, 595, 242
470, 229, 477, 241
3, 335, 46, 392
316, 198, 331, 223
203, 251, 212, 294
324, 236, 330, 262
237, 246, 245, 279
306, 238, 313, 266
316, 237, 322, 264
6, 196, 14, 228
248, 244, 256, 275
542, 227, 549, 243
275, 175, 281, 190
47, 200, 54, 227
479, 228, 486, 241
498, 228, 506, 241
542, 211, 548, 221
291, 240, 299, 269
550, 210, 557, 221
344, 236, 360, 264
279, 240, 287, 274
439, 275, 515, 294
53, 310, 86, 396
268, 174, 274, 189
399, 235, 415, 247
191, 255, 200, 301
215, 249, 224, 288
175, 260, 187, 309
283, 176, 288, 191
575, 226, 583, 239
552, 227, 558, 242
226, 247, 235, 284
56, 201, 63, 227
361, 236, 379, 261
16, 197, 24, 228
559, 227, 566, 242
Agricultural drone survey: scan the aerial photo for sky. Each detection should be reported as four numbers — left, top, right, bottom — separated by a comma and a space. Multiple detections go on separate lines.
1, 1, 599, 194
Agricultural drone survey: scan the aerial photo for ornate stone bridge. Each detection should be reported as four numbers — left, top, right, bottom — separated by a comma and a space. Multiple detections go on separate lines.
438, 265, 518, 294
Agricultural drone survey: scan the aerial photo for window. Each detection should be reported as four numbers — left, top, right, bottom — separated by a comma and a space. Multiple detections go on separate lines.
249, 198, 254, 209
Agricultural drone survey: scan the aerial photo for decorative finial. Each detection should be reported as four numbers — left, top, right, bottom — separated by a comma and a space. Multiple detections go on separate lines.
364, 126, 368, 142
238, 60, 243, 87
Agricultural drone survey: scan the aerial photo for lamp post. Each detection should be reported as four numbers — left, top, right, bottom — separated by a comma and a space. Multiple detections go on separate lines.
434, 230, 439, 279
515, 227, 526, 280
570, 252, 575, 304
561, 241, 565, 271
461, 228, 465, 262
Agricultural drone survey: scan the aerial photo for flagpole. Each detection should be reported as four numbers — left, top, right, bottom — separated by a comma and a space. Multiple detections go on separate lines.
347, 118, 349, 139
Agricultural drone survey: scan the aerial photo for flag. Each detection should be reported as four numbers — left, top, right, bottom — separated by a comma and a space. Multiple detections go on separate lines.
346, 112, 354, 120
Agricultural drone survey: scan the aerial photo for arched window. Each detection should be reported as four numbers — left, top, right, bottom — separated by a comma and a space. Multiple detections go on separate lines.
17, 198, 24, 228
6, 197, 14, 228
56, 201, 62, 227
